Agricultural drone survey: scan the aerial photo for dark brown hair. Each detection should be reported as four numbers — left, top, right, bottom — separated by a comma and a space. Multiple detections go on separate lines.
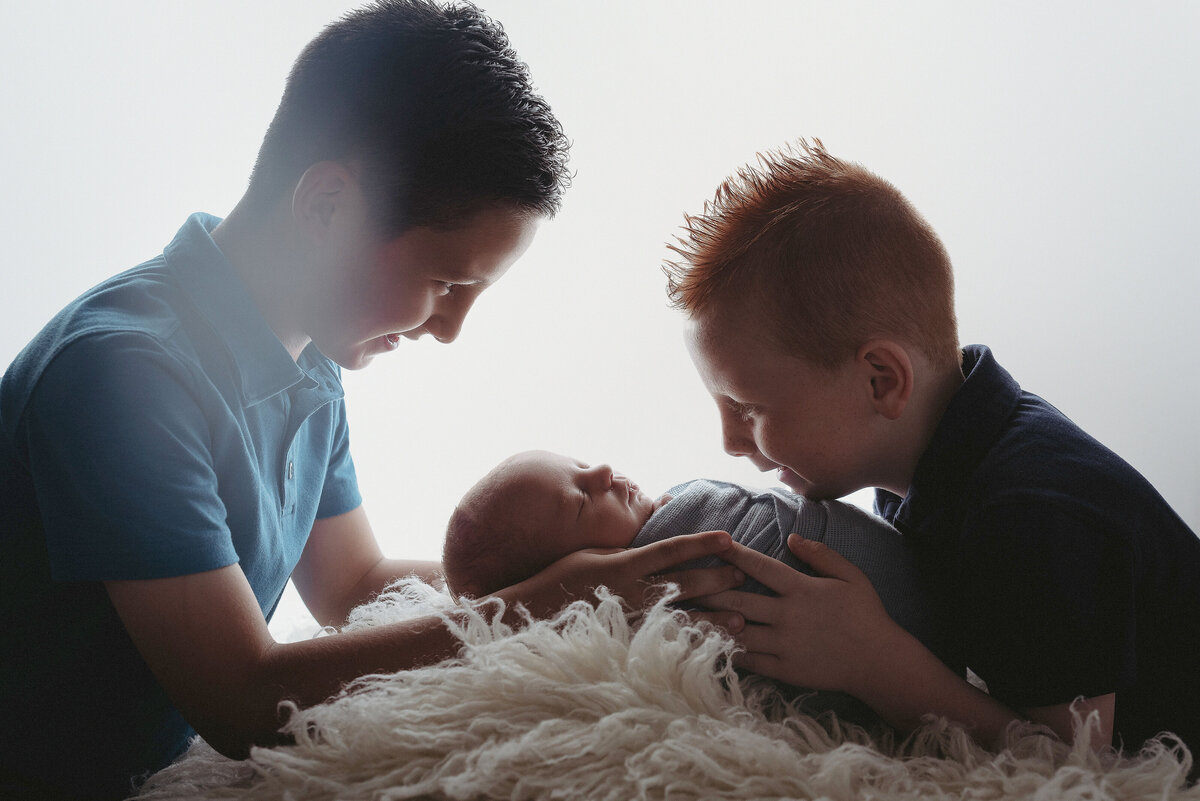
247, 0, 571, 233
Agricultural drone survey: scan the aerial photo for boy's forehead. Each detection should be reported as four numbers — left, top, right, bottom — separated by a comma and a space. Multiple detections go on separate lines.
686, 312, 760, 366
689, 300, 776, 344
685, 312, 802, 395
684, 323, 740, 399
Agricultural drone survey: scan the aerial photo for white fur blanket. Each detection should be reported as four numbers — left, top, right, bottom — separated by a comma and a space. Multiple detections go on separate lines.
135, 580, 1197, 800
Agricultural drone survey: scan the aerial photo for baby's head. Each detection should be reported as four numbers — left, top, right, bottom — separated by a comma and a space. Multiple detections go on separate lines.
442, 450, 667, 597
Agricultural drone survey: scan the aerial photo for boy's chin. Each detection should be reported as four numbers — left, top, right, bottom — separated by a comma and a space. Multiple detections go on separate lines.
776, 466, 806, 491
334, 353, 374, 371
777, 467, 838, 500
324, 337, 396, 371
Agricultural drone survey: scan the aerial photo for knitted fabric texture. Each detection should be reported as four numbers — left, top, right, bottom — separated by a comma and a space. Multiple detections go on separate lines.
631, 480, 938, 646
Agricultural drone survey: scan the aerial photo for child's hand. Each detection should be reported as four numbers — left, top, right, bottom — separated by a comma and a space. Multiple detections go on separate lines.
502, 530, 744, 625
696, 534, 902, 695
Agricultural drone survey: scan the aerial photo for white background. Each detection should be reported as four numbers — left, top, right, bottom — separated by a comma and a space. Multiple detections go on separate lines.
3, 1, 1197, 638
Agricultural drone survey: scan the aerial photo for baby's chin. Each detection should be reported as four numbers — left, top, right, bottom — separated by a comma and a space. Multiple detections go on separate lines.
641, 493, 673, 524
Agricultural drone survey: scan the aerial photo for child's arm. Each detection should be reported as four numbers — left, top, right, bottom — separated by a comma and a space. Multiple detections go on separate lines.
291, 506, 445, 627
293, 508, 743, 627
106, 529, 744, 760
700, 536, 1113, 749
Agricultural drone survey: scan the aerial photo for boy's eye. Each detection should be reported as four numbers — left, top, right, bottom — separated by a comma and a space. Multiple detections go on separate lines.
728, 399, 757, 422
435, 281, 455, 296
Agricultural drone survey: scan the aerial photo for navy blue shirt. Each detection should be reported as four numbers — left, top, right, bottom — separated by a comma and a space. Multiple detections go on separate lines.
876, 345, 1200, 756
0, 214, 361, 799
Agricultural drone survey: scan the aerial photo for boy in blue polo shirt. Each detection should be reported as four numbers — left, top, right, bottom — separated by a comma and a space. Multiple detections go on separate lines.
670, 140, 1200, 768
0, 3, 741, 798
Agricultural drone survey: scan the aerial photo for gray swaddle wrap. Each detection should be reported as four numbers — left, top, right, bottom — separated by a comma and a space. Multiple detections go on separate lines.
630, 479, 944, 726
630, 479, 938, 649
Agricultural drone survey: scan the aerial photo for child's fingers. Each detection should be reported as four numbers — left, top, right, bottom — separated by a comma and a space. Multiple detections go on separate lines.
731, 622, 782, 655
683, 610, 745, 634
707, 540, 808, 595
695, 588, 781, 625
652, 565, 743, 602
729, 650, 786, 682
785, 534, 865, 582
630, 530, 733, 574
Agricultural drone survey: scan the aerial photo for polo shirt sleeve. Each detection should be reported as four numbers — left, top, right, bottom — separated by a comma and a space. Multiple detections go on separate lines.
957, 498, 1138, 708
23, 332, 238, 581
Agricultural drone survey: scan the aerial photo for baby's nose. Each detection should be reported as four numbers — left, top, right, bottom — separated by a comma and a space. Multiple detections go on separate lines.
583, 463, 614, 489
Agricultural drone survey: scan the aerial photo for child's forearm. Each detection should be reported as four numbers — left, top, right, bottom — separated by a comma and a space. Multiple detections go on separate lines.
850, 624, 1020, 750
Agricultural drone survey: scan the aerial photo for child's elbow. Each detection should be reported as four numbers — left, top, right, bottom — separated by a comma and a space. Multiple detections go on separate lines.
199, 717, 293, 761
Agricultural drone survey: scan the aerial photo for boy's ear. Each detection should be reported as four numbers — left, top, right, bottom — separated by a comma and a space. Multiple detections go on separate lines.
291, 161, 361, 239
858, 340, 913, 420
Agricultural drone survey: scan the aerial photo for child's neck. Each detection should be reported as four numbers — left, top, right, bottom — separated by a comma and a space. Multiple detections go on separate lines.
211, 196, 313, 362
875, 359, 965, 498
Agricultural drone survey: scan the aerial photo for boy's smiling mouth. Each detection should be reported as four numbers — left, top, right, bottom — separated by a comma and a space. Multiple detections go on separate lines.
746, 455, 780, 473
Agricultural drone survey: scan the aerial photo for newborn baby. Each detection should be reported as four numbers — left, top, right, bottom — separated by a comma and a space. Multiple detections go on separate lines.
443, 450, 939, 653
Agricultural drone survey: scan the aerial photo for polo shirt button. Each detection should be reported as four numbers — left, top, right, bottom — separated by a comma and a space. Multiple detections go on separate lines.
287, 461, 294, 480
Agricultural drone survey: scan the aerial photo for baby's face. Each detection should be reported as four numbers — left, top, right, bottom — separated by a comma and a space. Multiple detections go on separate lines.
502, 450, 668, 550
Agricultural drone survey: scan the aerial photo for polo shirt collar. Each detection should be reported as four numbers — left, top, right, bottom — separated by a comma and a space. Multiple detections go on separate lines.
164, 213, 313, 405
880, 345, 1022, 539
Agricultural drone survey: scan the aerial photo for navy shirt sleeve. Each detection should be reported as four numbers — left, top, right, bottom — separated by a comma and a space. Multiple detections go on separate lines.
957, 498, 1138, 708
25, 332, 239, 581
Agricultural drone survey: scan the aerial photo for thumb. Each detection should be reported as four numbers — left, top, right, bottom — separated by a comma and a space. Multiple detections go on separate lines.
786, 534, 860, 581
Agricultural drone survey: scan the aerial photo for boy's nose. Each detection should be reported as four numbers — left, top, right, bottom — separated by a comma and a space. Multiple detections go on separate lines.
723, 434, 757, 458
719, 409, 757, 458
424, 307, 469, 344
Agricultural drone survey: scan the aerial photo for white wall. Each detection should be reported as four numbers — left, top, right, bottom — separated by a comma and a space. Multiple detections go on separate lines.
4, 0, 1197, 574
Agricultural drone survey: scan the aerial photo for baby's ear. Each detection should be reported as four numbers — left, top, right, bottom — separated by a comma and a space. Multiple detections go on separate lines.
858, 340, 913, 420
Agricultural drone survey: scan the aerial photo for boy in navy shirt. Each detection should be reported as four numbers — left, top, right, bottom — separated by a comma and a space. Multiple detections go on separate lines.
669, 140, 1200, 765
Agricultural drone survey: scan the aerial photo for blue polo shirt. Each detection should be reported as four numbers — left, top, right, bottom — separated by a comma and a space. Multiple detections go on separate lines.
0, 213, 361, 799
876, 345, 1200, 760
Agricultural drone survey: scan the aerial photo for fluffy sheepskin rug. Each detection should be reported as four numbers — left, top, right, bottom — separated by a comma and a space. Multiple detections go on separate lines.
135, 580, 1197, 800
